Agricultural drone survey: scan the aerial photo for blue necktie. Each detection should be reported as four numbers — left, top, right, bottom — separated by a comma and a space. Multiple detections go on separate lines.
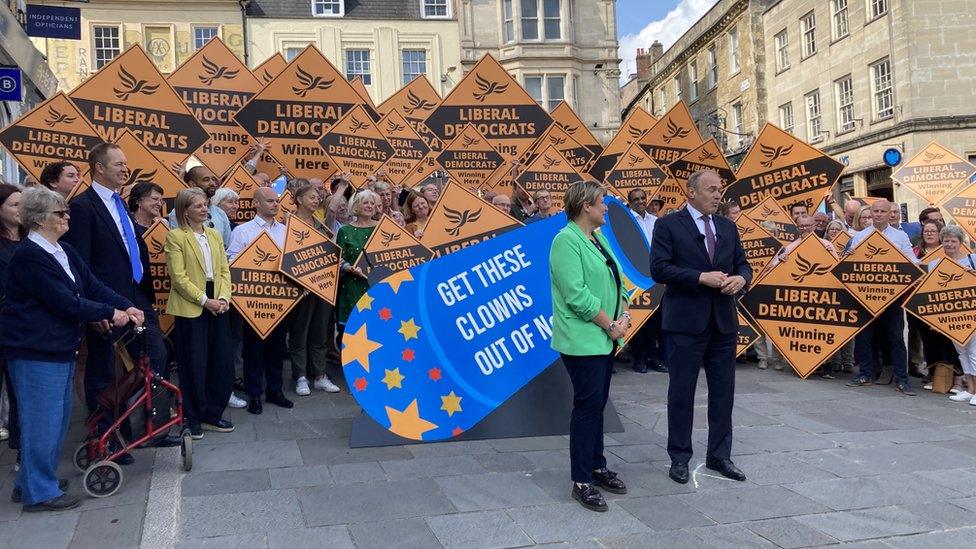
112, 193, 143, 283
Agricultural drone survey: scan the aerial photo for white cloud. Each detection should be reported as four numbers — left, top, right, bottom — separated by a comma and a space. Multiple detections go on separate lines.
619, 0, 719, 82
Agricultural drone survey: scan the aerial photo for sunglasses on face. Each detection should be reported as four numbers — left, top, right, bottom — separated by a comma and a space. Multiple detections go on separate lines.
50, 210, 70, 219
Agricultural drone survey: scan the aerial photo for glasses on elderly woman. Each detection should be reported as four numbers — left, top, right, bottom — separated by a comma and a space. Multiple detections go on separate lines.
49, 209, 70, 219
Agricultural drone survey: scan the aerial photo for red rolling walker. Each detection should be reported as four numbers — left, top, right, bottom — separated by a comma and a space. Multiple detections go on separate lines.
72, 326, 192, 498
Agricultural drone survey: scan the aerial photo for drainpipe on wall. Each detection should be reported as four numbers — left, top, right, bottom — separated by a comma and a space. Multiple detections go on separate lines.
238, 0, 250, 66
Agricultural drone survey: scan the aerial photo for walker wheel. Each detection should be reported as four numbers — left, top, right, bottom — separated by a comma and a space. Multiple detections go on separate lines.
73, 442, 93, 473
83, 460, 123, 498
181, 430, 193, 472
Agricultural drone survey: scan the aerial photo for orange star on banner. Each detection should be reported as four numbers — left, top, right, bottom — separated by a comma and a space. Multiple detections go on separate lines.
341, 325, 383, 373
381, 270, 414, 294
356, 293, 374, 311
440, 391, 463, 417
382, 368, 405, 390
398, 318, 421, 340
385, 399, 438, 440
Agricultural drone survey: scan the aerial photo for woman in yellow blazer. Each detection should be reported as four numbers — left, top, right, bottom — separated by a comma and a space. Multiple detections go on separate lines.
165, 187, 234, 440
550, 180, 631, 513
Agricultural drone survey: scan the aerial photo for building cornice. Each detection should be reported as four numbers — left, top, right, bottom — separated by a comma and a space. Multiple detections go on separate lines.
823, 115, 976, 156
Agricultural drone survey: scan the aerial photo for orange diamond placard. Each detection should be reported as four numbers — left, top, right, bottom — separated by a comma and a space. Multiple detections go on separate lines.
637, 102, 704, 169
420, 181, 522, 256
424, 54, 553, 162
69, 46, 208, 167
831, 230, 924, 315
168, 38, 263, 176
377, 109, 431, 186
515, 146, 585, 210
279, 214, 342, 305
376, 76, 444, 152
143, 219, 175, 335
229, 231, 304, 338
892, 142, 976, 206
739, 235, 870, 378
904, 258, 976, 345
736, 309, 761, 358
551, 101, 603, 160
0, 92, 104, 182
604, 142, 668, 201
354, 215, 436, 285
589, 107, 656, 181
830, 230, 851, 257
252, 53, 288, 86
520, 122, 594, 172
939, 182, 976, 244
114, 129, 189, 214
219, 165, 261, 224
735, 214, 783, 281
724, 123, 844, 213
743, 196, 799, 245
318, 105, 396, 188
668, 139, 737, 189
436, 124, 506, 192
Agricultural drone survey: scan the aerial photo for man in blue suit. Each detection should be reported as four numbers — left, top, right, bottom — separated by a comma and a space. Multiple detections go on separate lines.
650, 170, 752, 484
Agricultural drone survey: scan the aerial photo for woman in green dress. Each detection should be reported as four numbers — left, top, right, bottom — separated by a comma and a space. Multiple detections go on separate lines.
335, 189, 379, 346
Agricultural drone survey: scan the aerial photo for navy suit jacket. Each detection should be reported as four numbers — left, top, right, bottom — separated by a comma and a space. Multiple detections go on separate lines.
649, 207, 752, 335
62, 186, 154, 305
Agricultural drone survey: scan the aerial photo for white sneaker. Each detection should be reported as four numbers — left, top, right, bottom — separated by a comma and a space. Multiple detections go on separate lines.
970, 395, 976, 406
923, 383, 933, 391
228, 393, 247, 409
949, 391, 974, 402
296, 377, 311, 396
950, 387, 962, 394
314, 376, 341, 393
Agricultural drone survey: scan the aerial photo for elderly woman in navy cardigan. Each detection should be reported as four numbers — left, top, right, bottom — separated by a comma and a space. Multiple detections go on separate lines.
0, 187, 143, 512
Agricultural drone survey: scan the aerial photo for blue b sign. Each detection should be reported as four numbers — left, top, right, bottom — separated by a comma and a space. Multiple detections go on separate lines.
26, 5, 81, 40
0, 68, 23, 102
883, 148, 903, 167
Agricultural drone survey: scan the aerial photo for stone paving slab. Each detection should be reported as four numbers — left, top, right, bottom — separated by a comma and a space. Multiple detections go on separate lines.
426, 509, 534, 548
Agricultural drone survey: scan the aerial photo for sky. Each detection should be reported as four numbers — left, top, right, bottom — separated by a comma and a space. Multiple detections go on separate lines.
617, 0, 720, 81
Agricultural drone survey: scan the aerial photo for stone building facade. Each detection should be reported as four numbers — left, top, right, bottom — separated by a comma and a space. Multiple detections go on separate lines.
623, 0, 768, 166
762, 0, 976, 217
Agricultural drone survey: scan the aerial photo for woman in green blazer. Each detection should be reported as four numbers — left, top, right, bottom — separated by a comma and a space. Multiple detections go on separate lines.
165, 187, 234, 439
550, 180, 631, 512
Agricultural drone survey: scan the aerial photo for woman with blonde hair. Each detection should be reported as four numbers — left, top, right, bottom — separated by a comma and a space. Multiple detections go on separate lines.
165, 187, 234, 440
335, 190, 379, 347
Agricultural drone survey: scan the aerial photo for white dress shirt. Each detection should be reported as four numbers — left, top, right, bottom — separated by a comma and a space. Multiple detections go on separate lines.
684, 202, 716, 238
227, 215, 286, 261
29, 231, 75, 282
194, 231, 215, 280
91, 181, 138, 262
929, 253, 976, 272
849, 224, 918, 264
631, 209, 657, 244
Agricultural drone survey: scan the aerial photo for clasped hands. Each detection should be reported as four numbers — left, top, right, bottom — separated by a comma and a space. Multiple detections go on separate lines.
93, 307, 146, 333
204, 298, 230, 315
699, 271, 746, 295
605, 312, 631, 339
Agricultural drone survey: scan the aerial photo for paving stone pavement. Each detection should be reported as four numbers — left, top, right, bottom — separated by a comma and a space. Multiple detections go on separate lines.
1, 362, 976, 548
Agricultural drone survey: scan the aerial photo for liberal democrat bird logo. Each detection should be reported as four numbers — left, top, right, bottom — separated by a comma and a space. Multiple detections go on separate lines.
923, 151, 946, 163
662, 118, 691, 144
937, 271, 963, 288
864, 243, 889, 260
790, 254, 832, 283
549, 135, 566, 146
737, 225, 754, 237
698, 149, 718, 162
444, 206, 482, 237
759, 143, 794, 168
386, 120, 406, 133
627, 126, 643, 140
125, 169, 157, 187
199, 56, 240, 86
558, 123, 579, 134
291, 229, 310, 247
113, 66, 160, 100
542, 156, 560, 170
380, 229, 401, 246
404, 90, 435, 115
472, 74, 508, 102
626, 153, 641, 167
291, 66, 334, 98
349, 116, 370, 133
232, 178, 255, 193
461, 135, 480, 148
760, 205, 778, 218
44, 107, 76, 127
148, 236, 165, 259
261, 68, 274, 84
254, 247, 279, 266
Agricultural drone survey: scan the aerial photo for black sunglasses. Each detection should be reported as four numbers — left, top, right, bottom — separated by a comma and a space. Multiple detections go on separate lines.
50, 209, 70, 219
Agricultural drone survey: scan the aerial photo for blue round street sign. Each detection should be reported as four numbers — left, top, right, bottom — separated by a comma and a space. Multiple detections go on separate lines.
883, 148, 902, 167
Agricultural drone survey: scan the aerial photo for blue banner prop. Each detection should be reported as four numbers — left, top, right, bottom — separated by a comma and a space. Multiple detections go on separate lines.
341, 196, 653, 441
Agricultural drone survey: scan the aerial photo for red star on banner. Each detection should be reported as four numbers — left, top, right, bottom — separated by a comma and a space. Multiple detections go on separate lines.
402, 348, 415, 362
353, 377, 368, 392
428, 367, 442, 381
379, 308, 393, 321
452, 427, 463, 437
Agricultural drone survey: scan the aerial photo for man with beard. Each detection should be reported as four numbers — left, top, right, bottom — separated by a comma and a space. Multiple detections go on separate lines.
168, 166, 232, 247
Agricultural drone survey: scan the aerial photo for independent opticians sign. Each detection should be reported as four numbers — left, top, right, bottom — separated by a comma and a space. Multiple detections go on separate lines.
26, 5, 81, 40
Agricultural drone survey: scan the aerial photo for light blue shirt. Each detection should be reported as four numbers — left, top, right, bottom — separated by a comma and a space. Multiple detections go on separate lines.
28, 231, 74, 282
227, 215, 286, 261
849, 225, 917, 264
168, 205, 232, 248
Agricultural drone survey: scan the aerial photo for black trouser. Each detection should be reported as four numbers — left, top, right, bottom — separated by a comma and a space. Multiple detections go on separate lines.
243, 321, 286, 399
84, 292, 166, 422
562, 352, 615, 484
174, 285, 233, 427
631, 312, 665, 364
666, 316, 736, 464
0, 357, 20, 449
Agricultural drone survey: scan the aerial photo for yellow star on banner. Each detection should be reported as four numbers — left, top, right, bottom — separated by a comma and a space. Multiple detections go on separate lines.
385, 399, 438, 440
381, 270, 414, 294
398, 318, 421, 341
356, 293, 374, 312
382, 368, 405, 390
440, 391, 463, 417
341, 325, 382, 373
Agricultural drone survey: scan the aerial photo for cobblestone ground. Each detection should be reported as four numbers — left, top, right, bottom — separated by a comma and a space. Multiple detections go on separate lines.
1, 362, 975, 548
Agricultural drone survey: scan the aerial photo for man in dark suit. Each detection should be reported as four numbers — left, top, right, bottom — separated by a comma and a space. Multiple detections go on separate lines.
649, 169, 752, 484
62, 143, 168, 464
